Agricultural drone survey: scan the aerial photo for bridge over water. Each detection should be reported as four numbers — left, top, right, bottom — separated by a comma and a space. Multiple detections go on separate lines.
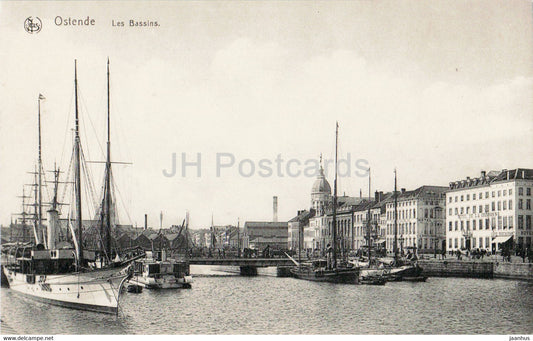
188, 257, 295, 275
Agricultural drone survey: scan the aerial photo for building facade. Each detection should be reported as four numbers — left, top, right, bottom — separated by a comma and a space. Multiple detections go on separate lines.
446, 169, 533, 253
384, 186, 447, 254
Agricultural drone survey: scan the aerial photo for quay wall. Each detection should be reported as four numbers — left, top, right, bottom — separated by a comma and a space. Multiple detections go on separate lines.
418, 260, 533, 281
419, 260, 493, 278
493, 262, 533, 281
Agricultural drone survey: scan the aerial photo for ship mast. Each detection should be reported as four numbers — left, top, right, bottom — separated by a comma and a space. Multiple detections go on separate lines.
38, 94, 45, 246
103, 58, 112, 263
331, 122, 338, 269
367, 168, 372, 267
393, 168, 398, 260
74, 60, 83, 265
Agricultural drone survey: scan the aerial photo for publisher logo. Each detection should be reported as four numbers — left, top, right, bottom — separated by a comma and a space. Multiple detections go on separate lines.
24, 17, 42, 34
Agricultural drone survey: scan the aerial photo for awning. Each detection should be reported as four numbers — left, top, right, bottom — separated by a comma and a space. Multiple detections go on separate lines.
492, 235, 513, 244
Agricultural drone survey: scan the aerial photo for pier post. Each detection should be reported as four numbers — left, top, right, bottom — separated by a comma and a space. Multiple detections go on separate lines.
239, 266, 258, 276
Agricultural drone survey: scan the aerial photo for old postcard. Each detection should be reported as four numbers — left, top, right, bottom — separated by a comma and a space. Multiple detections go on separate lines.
0, 0, 532, 339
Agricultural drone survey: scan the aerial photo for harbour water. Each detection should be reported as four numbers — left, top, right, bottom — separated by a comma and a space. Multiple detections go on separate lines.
1, 266, 532, 335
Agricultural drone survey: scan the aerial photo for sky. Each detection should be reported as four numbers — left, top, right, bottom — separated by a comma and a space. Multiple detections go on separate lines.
0, 0, 532, 230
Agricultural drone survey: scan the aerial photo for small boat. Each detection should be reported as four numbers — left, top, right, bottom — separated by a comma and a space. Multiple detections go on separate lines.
387, 262, 424, 281
126, 284, 143, 293
128, 251, 193, 289
360, 275, 387, 285
402, 276, 428, 282
359, 268, 387, 285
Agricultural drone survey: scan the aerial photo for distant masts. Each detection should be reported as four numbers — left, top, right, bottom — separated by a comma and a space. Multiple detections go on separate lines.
38, 93, 45, 246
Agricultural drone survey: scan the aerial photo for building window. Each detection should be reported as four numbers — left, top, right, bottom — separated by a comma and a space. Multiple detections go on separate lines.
519, 187, 524, 196
455, 196, 458, 202
455, 221, 458, 231
519, 199, 523, 210
460, 195, 464, 201
528, 188, 531, 196
455, 208, 458, 215
449, 208, 452, 216
518, 215, 524, 230
497, 201, 501, 211
527, 199, 531, 210
449, 222, 452, 231
479, 205, 482, 213
509, 217, 513, 228
491, 217, 496, 229
466, 207, 470, 214
492, 202, 495, 211
449, 238, 453, 249
454, 238, 458, 248
460, 238, 465, 249
498, 190, 501, 197
473, 193, 476, 200
498, 217, 502, 230
485, 218, 489, 230
492, 191, 495, 198
473, 206, 477, 214
485, 192, 489, 199
466, 221, 470, 230
503, 201, 507, 210
503, 216, 507, 229
472, 238, 476, 248
460, 207, 464, 214
509, 189, 513, 195
472, 220, 476, 230
527, 215, 532, 230
466, 194, 470, 201
509, 200, 513, 210
479, 237, 483, 249
461, 221, 464, 230
449, 197, 452, 203
503, 189, 507, 196
479, 219, 483, 230
485, 204, 489, 213
485, 237, 490, 249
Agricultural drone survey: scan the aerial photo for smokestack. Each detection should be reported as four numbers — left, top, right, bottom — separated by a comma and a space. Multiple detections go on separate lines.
273, 196, 278, 222
144, 214, 147, 230
47, 209, 59, 249
481, 170, 486, 178
401, 188, 406, 194
375, 191, 379, 202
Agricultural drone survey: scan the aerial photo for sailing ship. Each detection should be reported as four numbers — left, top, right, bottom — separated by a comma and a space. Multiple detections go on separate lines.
3, 60, 142, 314
290, 123, 360, 283
358, 169, 388, 285
384, 169, 425, 282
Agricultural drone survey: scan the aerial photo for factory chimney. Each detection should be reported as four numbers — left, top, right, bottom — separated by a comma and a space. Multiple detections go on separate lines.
273, 196, 278, 222
144, 214, 147, 231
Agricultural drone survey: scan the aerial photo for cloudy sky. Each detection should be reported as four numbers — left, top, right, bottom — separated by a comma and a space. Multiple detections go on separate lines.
0, 0, 532, 229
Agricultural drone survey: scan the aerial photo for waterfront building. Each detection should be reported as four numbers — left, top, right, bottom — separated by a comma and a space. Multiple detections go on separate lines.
446, 168, 533, 253
243, 221, 288, 250
384, 186, 447, 254
288, 209, 315, 252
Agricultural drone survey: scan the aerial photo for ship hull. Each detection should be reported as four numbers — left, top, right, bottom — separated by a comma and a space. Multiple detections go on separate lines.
128, 274, 193, 289
3, 266, 129, 314
290, 267, 359, 284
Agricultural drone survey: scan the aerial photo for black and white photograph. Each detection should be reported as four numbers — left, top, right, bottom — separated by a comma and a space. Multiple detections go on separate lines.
0, 0, 532, 338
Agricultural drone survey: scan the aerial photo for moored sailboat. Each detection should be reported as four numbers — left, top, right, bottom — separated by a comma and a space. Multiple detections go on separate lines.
290, 123, 359, 283
3, 60, 141, 314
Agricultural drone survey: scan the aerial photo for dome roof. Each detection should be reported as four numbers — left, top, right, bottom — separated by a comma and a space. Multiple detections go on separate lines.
311, 168, 331, 194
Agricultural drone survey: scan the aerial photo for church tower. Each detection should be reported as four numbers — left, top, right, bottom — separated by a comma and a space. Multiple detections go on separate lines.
311, 154, 332, 216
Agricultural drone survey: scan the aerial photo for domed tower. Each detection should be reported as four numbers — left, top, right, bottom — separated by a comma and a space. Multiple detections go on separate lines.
311, 155, 332, 216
